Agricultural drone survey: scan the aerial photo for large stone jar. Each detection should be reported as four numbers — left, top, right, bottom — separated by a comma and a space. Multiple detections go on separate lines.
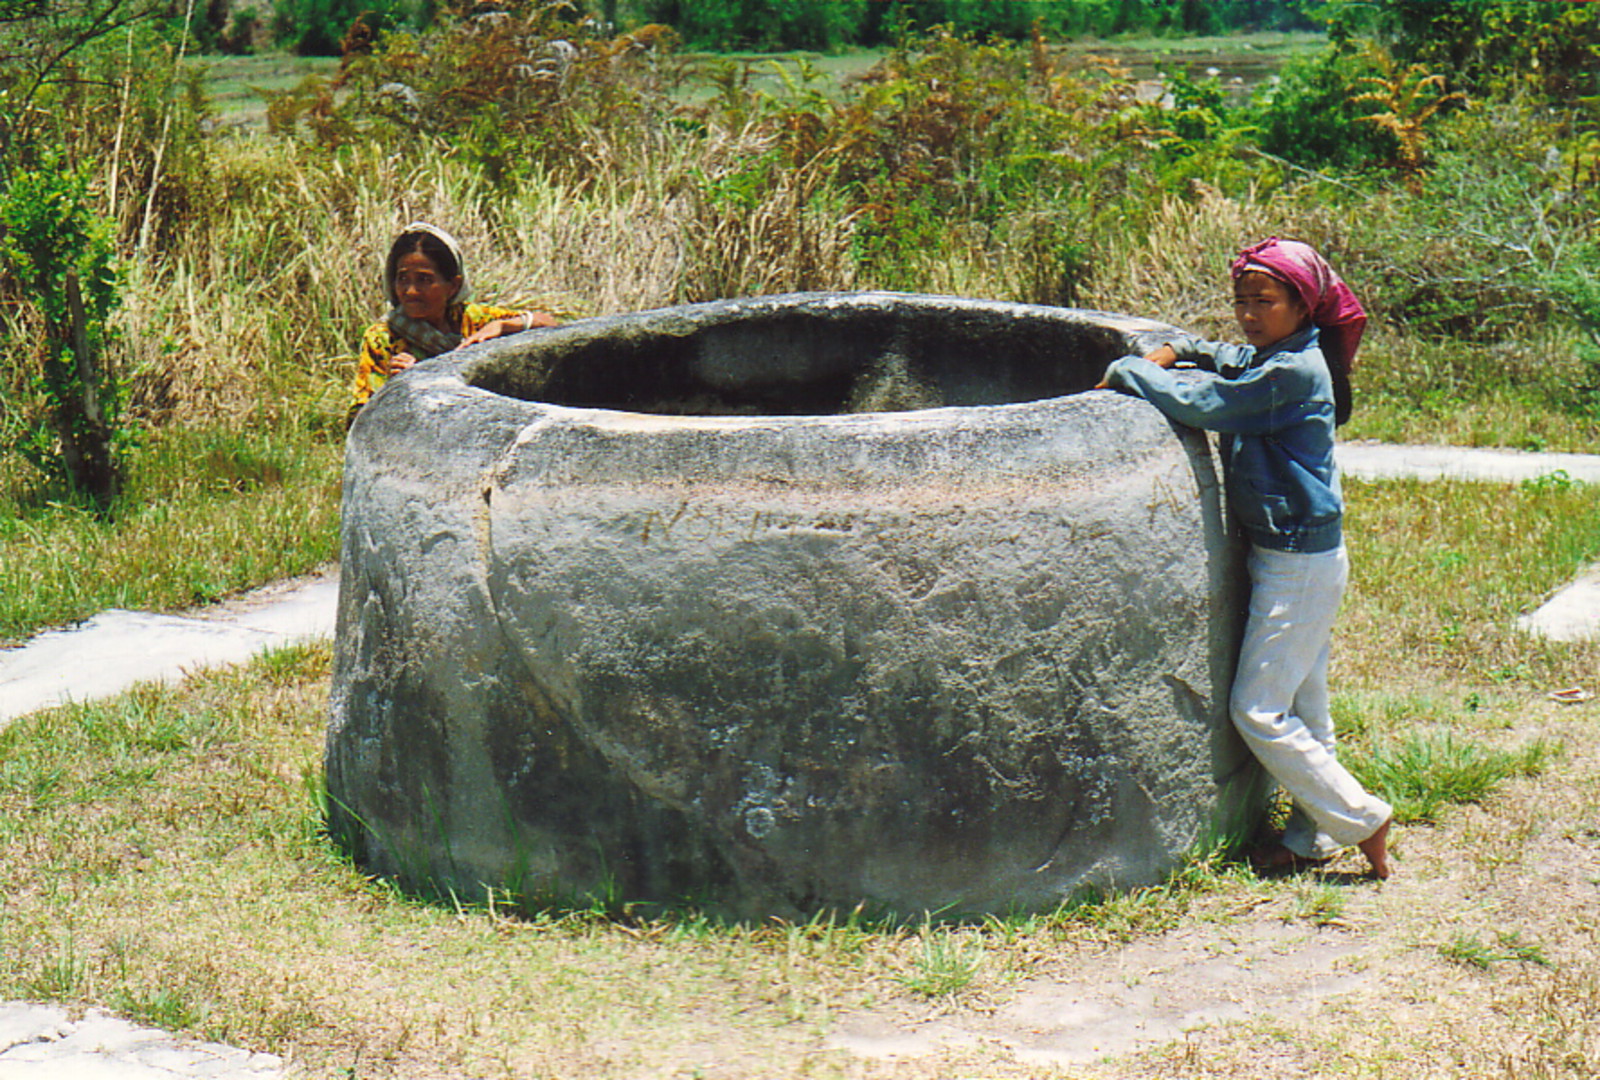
327, 291, 1264, 919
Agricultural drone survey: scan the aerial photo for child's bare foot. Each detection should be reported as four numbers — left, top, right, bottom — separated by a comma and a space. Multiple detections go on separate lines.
1357, 817, 1392, 880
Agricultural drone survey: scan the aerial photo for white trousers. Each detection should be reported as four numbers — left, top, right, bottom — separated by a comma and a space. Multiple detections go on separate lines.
1232, 544, 1392, 856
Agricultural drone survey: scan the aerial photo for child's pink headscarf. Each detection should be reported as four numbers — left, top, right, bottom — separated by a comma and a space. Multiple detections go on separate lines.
1230, 237, 1366, 424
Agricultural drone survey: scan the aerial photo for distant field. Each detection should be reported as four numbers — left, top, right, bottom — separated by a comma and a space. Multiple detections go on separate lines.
194, 29, 1322, 127
190, 53, 340, 128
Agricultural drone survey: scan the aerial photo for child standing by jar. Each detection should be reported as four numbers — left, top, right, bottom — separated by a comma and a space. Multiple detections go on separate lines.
1096, 237, 1393, 879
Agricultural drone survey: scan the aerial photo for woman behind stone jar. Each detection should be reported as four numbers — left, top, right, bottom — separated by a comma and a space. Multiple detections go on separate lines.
348, 222, 559, 425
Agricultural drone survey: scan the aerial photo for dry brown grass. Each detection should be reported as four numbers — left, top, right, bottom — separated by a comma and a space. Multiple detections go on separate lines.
1083, 186, 1278, 337
110, 132, 862, 433
8, 662, 1599, 1079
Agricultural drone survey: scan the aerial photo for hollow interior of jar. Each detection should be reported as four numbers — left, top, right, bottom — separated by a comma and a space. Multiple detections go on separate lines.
465, 304, 1133, 416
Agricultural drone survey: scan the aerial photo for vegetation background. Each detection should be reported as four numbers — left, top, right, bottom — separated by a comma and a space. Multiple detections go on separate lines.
1, 2, 1600, 1076
0, 0, 1596, 639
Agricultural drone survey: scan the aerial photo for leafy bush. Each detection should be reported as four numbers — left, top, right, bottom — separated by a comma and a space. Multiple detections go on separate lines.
642, 0, 866, 51
752, 28, 1129, 288
1543, 242, 1600, 420
1249, 43, 1396, 171
1123, 69, 1273, 195
272, 0, 403, 55
1335, 97, 1598, 348
1546, 235, 1600, 331
0, 158, 128, 508
871, 0, 1082, 40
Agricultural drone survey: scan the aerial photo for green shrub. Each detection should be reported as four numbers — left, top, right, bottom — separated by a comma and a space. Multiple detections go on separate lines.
642, 0, 866, 51
1127, 69, 1277, 195
272, 0, 400, 55
0, 157, 128, 508
1546, 241, 1600, 342
1334, 97, 1596, 352
1250, 43, 1396, 171
1544, 242, 1600, 421
782, 28, 1131, 283
271, 10, 682, 190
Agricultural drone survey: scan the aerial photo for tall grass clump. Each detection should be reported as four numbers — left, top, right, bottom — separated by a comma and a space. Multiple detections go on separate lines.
898, 922, 983, 998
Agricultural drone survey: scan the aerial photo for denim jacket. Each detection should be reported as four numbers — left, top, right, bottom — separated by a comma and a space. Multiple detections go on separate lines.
1100, 325, 1342, 554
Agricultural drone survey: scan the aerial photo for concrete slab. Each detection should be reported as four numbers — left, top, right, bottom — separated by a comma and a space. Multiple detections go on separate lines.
1517, 565, 1600, 643
1339, 442, 1600, 484
0, 1003, 289, 1079
0, 571, 337, 727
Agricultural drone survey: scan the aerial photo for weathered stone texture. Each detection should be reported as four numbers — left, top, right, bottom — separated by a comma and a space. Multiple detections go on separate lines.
328, 291, 1265, 918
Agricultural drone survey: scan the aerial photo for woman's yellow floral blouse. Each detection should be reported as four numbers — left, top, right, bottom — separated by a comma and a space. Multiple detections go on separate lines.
350, 301, 524, 413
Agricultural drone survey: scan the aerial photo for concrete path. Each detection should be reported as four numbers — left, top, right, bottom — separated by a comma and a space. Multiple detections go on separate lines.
0, 571, 338, 727
0, 442, 1593, 1080
1338, 441, 1600, 484
0, 1002, 288, 1079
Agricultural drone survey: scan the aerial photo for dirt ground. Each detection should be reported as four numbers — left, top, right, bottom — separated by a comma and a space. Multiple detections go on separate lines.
809, 694, 1600, 1079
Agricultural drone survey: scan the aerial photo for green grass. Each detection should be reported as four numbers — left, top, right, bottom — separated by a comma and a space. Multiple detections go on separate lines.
0, 424, 341, 644
1330, 477, 1594, 826
1440, 930, 1551, 971
1339, 476, 1600, 690
898, 925, 984, 998
1345, 388, 1600, 454
0, 640, 1569, 1076
0, 474, 1596, 1075
1288, 881, 1346, 927
1347, 731, 1555, 824
1343, 323, 1600, 454
0, 644, 1274, 1074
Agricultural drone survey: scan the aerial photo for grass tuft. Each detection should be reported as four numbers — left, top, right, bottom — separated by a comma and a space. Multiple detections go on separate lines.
109, 985, 210, 1032
1289, 882, 1346, 927
1039, 847, 1253, 943
1440, 930, 1550, 970
898, 924, 984, 999
1347, 732, 1556, 824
